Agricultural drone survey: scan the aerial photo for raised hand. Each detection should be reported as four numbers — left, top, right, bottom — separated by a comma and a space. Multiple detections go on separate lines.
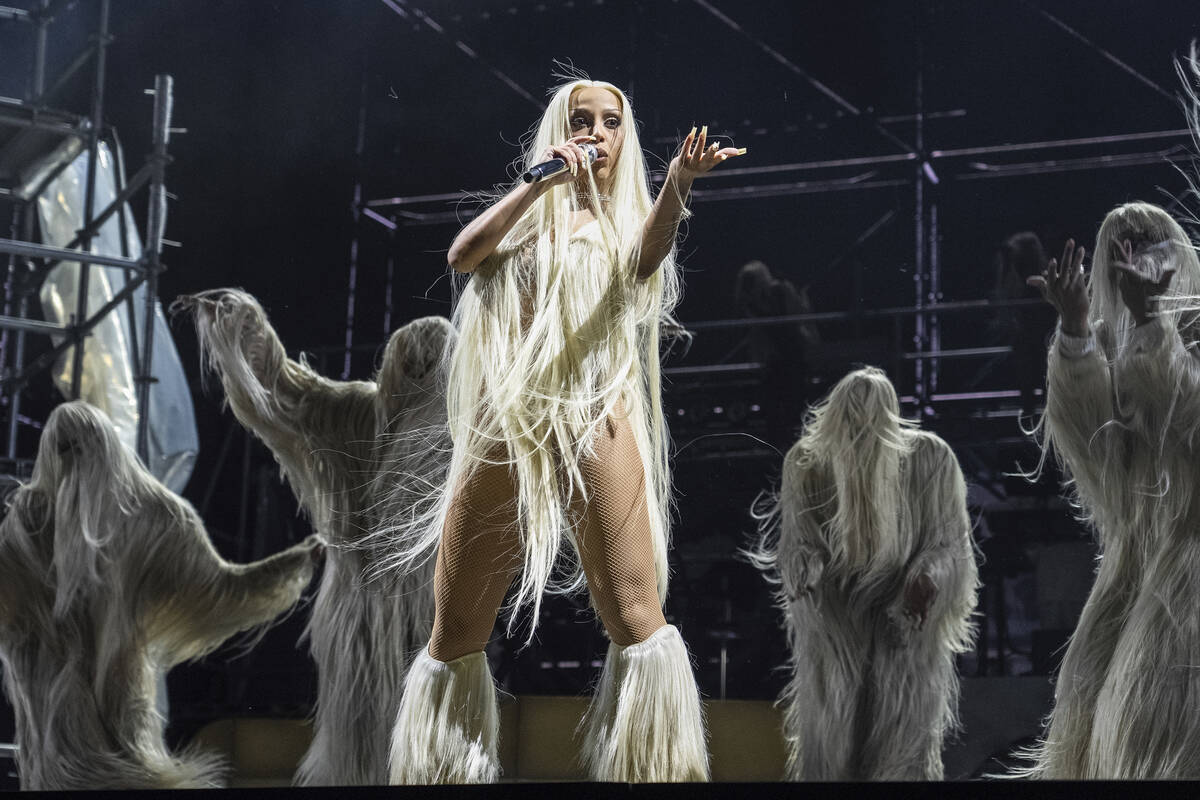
671, 124, 744, 181
636, 124, 743, 278
1113, 238, 1176, 326
1027, 238, 1089, 337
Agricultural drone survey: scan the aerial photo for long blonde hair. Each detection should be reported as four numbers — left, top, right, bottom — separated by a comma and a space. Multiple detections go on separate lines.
396, 77, 682, 634
792, 367, 917, 590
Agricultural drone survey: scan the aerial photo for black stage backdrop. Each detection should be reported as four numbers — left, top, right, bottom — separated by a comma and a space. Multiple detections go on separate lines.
1, 0, 1199, 779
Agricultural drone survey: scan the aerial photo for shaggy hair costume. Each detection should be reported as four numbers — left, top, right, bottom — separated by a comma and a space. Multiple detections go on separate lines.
752, 367, 978, 780
0, 401, 320, 790
180, 289, 454, 785
1023, 200, 1200, 778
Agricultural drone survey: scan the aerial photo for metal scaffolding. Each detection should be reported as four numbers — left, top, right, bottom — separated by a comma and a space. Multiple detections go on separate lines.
0, 0, 174, 464
350, 0, 1192, 424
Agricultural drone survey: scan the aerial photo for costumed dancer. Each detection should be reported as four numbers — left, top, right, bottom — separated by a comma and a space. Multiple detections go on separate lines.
386, 76, 744, 784
179, 289, 455, 785
1012, 46, 1200, 781
1022, 200, 1200, 777
0, 401, 321, 790
751, 367, 978, 780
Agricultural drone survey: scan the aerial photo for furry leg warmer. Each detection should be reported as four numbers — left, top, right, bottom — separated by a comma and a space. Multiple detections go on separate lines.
580, 625, 711, 782
387, 648, 499, 784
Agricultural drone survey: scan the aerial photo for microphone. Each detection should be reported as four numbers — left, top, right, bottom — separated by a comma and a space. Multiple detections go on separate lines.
522, 143, 598, 184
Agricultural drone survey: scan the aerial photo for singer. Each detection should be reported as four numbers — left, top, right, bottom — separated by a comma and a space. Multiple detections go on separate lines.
386, 76, 742, 784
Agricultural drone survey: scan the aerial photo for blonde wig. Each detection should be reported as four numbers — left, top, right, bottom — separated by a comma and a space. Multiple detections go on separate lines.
1021, 198, 1200, 778
179, 289, 455, 786
0, 401, 320, 790
390, 78, 682, 633
750, 367, 978, 780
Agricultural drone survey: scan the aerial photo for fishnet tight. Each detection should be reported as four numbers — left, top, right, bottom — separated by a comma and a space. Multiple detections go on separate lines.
428, 403, 666, 662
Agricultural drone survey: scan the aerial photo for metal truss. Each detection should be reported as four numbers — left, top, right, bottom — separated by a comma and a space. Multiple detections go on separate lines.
0, 0, 175, 462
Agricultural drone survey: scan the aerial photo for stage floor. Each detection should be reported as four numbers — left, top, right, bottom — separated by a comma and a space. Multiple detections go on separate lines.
190, 675, 1054, 785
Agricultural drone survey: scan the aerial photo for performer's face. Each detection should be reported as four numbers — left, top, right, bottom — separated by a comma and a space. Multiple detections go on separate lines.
568, 86, 625, 189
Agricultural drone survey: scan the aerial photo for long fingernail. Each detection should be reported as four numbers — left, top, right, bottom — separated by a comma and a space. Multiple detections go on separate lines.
701, 124, 708, 136
689, 126, 697, 138
736, 147, 748, 155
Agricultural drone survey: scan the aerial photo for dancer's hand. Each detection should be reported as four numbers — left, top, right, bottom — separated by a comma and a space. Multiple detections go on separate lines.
901, 573, 936, 630
783, 543, 826, 601
670, 125, 744, 181
1113, 238, 1176, 326
797, 546, 826, 596
883, 574, 934, 648
1027, 239, 1089, 337
536, 134, 599, 187
301, 534, 326, 567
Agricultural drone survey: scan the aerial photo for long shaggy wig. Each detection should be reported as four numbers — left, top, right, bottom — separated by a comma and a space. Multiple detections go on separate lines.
179, 288, 454, 786
1021, 197, 1200, 778
750, 368, 978, 780
388, 77, 682, 634
0, 401, 319, 790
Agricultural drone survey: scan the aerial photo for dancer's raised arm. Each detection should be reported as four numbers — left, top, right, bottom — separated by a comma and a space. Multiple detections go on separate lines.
1029, 240, 1121, 521
179, 289, 376, 516
1109, 239, 1200, 433
142, 512, 321, 665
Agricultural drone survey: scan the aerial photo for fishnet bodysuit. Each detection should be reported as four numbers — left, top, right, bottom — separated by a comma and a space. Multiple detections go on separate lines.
428, 402, 666, 661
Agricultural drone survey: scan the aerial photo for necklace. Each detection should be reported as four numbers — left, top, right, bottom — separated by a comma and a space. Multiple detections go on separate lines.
576, 192, 611, 206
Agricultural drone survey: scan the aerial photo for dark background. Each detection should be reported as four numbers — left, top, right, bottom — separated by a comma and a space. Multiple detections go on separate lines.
2, 0, 1199, 780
